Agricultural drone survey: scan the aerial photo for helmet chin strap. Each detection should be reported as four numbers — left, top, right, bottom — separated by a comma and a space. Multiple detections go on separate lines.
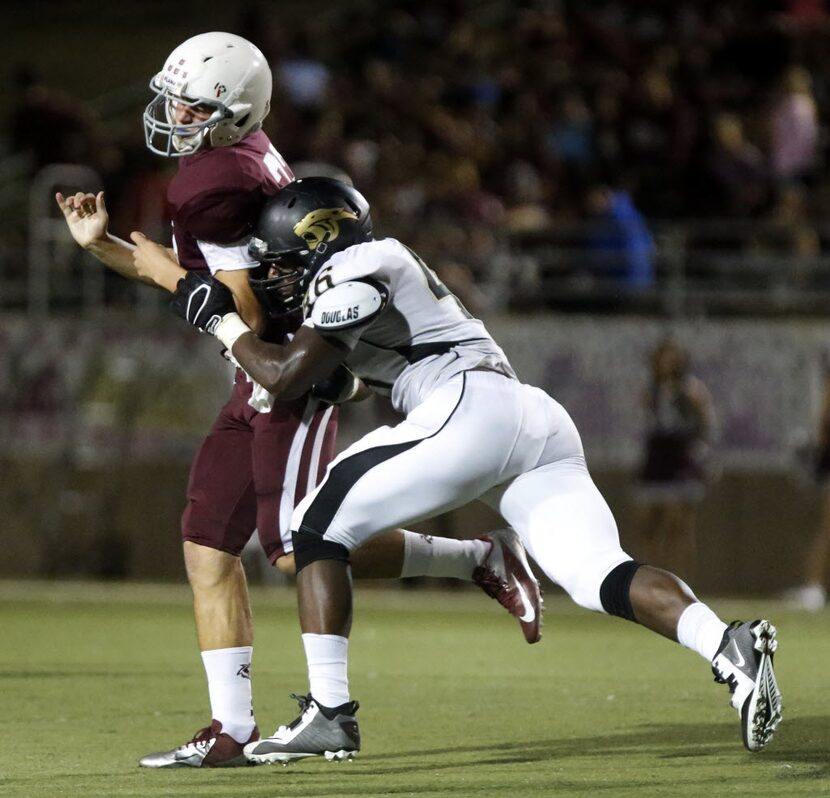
172, 128, 210, 154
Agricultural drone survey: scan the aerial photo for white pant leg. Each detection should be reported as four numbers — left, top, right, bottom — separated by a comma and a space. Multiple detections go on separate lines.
484, 457, 632, 613
291, 372, 529, 551
293, 369, 631, 611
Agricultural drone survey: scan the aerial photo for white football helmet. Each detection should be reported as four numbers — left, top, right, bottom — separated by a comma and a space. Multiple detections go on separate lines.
143, 32, 272, 157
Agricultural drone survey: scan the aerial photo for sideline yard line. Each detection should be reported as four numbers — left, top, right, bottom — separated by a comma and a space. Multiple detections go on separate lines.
0, 579, 196, 605
0, 578, 578, 615
0, 579, 791, 621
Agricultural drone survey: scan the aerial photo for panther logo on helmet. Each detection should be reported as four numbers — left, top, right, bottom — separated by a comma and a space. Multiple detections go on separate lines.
293, 208, 359, 251
248, 178, 373, 320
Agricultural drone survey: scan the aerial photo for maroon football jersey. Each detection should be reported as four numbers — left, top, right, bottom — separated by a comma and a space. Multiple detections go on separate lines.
168, 130, 293, 272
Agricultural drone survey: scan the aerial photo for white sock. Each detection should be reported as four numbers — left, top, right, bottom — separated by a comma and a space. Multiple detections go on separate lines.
400, 531, 489, 580
676, 602, 728, 662
302, 633, 350, 708
201, 646, 256, 743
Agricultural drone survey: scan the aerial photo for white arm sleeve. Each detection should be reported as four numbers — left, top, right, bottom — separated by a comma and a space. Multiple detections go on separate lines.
196, 238, 258, 274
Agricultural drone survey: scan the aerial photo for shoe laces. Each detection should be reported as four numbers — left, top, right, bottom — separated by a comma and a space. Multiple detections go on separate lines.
289, 693, 313, 713
271, 693, 314, 735
472, 540, 509, 598
187, 739, 212, 755
188, 725, 215, 744
712, 667, 739, 694
179, 722, 221, 753
473, 564, 515, 601
175, 734, 212, 756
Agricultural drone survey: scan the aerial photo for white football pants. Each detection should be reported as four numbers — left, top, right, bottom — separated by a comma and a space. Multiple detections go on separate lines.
291, 370, 632, 612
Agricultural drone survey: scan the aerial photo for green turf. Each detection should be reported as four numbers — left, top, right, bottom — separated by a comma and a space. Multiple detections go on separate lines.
0, 580, 828, 797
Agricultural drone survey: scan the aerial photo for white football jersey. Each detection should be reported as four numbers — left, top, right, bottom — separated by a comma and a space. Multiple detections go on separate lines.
302, 238, 516, 413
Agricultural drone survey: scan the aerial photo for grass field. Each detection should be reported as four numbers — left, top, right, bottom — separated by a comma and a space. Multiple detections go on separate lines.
1, 580, 828, 798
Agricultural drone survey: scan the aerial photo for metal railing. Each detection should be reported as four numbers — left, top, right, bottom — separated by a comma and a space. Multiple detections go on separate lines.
13, 162, 168, 319
6, 164, 830, 318
502, 220, 830, 318
27, 164, 105, 316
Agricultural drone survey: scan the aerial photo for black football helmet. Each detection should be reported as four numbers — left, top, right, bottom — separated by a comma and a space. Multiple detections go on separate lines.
248, 177, 373, 317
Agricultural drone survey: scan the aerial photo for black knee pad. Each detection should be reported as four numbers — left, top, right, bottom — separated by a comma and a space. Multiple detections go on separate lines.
292, 525, 350, 574
599, 560, 642, 622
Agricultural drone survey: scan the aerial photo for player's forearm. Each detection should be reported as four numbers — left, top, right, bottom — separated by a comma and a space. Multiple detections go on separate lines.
217, 319, 341, 401
230, 332, 312, 400
214, 272, 266, 336
85, 234, 157, 286
234, 295, 266, 336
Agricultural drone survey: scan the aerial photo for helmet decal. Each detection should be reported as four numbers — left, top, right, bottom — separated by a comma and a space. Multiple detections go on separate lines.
248, 178, 373, 319
293, 208, 359, 251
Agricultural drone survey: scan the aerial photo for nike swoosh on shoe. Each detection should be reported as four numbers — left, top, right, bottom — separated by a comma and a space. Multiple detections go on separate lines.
514, 578, 536, 623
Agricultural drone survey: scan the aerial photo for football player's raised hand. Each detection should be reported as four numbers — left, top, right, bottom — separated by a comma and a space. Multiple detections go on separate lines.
55, 191, 109, 249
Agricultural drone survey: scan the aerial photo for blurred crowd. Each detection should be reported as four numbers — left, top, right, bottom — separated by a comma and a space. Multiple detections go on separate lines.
4, 0, 830, 310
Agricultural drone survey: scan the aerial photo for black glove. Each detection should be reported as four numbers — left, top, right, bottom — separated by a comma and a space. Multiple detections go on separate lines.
311, 364, 360, 404
170, 272, 236, 334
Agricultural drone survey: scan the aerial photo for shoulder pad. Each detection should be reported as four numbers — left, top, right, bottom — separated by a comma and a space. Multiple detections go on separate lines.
310, 279, 387, 330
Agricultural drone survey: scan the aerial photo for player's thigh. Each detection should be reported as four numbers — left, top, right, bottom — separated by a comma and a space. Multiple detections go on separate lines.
486, 458, 631, 611
183, 424, 257, 556
294, 374, 522, 550
252, 397, 338, 563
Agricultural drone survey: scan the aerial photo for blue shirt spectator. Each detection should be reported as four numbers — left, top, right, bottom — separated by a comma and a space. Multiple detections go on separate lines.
584, 187, 655, 289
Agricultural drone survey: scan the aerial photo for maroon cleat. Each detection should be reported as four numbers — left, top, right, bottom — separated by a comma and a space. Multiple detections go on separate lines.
473, 528, 542, 643
139, 720, 259, 768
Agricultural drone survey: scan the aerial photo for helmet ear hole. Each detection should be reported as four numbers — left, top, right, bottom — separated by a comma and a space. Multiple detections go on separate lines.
234, 113, 250, 129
